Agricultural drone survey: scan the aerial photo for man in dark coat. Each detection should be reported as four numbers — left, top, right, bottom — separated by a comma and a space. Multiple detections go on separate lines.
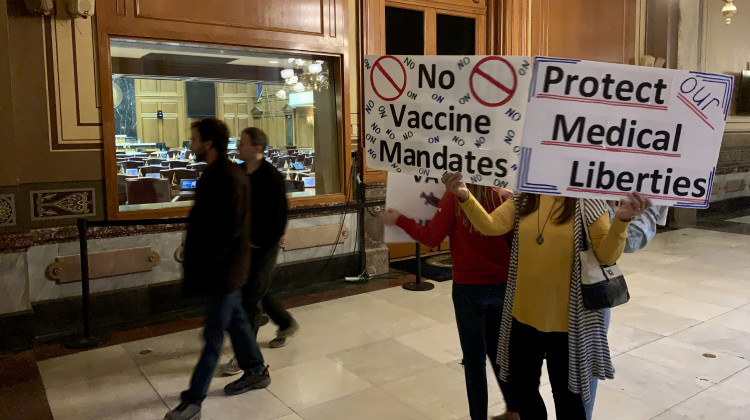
165, 119, 269, 420
222, 127, 300, 375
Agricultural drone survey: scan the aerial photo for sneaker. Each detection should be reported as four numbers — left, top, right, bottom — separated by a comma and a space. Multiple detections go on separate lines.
270, 319, 299, 348
164, 401, 201, 420
224, 367, 271, 396
222, 357, 242, 376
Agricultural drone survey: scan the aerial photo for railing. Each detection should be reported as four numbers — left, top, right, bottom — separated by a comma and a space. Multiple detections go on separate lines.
65, 198, 385, 349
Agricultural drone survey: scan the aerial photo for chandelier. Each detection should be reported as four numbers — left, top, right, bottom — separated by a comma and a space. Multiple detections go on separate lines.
723, 0, 737, 24
276, 59, 330, 99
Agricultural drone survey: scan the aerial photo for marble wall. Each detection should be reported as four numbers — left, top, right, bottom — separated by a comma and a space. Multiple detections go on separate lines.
113, 78, 137, 139
0, 212, 360, 315
0, 252, 30, 314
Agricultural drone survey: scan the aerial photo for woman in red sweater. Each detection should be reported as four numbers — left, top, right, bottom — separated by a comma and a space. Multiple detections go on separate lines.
382, 184, 518, 420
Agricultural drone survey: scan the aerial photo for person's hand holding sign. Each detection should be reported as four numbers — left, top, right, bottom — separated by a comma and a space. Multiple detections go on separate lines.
442, 172, 470, 203
381, 209, 402, 226
614, 192, 653, 222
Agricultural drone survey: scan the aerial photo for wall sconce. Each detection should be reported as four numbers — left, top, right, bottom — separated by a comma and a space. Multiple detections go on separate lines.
723, 0, 737, 24
306, 115, 314, 126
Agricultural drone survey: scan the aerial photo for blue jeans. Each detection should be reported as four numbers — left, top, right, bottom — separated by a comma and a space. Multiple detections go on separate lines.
181, 289, 266, 404
452, 283, 517, 419
584, 308, 611, 420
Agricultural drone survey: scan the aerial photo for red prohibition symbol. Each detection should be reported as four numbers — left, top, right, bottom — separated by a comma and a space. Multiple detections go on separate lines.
370, 56, 407, 101
469, 57, 518, 107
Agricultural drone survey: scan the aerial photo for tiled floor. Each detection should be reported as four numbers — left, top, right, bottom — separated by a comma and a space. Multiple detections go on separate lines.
34, 228, 750, 419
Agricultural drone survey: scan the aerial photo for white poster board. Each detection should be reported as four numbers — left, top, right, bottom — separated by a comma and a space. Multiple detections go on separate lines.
384, 173, 447, 244
364, 55, 532, 189
518, 57, 734, 208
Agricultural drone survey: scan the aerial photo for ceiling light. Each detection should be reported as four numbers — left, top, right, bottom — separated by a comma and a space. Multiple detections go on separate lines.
293, 82, 305, 92
308, 63, 322, 74
723, 0, 737, 24
276, 89, 287, 99
269, 60, 280, 64
280, 69, 295, 79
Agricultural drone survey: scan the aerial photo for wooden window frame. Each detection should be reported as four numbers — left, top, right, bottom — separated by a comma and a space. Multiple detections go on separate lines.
95, 1, 352, 220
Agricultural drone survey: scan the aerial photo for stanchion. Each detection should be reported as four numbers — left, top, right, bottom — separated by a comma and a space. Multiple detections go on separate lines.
402, 243, 434, 291
64, 218, 110, 349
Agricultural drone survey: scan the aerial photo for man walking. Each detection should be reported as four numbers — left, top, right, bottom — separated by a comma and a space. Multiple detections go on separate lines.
223, 127, 300, 375
165, 119, 269, 420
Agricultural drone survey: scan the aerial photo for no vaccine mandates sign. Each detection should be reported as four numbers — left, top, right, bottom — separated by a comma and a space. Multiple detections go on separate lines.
364, 55, 533, 190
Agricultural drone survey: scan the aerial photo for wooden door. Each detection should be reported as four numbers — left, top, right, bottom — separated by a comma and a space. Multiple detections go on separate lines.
216, 82, 253, 138
134, 79, 187, 147
377, 2, 485, 260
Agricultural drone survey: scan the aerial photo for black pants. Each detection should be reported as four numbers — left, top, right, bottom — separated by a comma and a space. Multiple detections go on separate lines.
509, 318, 586, 420
241, 244, 295, 332
452, 283, 517, 418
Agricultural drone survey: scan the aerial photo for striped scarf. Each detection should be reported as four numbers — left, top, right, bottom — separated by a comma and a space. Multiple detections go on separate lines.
496, 194, 614, 402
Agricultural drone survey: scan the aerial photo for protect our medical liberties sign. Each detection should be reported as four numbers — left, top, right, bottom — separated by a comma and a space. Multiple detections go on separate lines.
364, 55, 533, 189
364, 55, 734, 209
518, 57, 734, 208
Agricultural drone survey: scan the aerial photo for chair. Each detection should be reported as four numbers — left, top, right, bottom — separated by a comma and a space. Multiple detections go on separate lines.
276, 156, 288, 169
146, 158, 166, 166
139, 166, 166, 175
155, 142, 167, 151
125, 177, 171, 205
187, 163, 207, 175
166, 150, 182, 159
304, 156, 313, 168
296, 154, 306, 163
161, 168, 199, 186
117, 174, 137, 205
286, 147, 298, 154
120, 161, 141, 171
284, 179, 304, 192
168, 160, 190, 169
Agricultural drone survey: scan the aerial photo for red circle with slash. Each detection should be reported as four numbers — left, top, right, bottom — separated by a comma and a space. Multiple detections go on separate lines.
370, 56, 407, 101
469, 57, 518, 107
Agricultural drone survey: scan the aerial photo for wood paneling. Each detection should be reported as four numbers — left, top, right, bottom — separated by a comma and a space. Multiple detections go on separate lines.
45, 17, 102, 150
530, 0, 636, 64
135, 0, 326, 35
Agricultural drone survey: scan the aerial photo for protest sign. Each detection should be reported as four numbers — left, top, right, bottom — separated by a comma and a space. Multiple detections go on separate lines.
518, 57, 734, 208
364, 55, 532, 189
384, 173, 447, 244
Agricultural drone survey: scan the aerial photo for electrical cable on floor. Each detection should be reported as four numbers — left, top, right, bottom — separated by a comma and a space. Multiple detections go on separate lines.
318, 158, 357, 274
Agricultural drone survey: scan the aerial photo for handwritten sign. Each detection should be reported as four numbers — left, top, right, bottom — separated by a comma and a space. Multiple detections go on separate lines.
517, 57, 734, 208
384, 173, 447, 244
364, 55, 532, 189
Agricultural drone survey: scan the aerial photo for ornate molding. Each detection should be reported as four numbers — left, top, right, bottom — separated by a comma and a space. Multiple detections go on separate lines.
30, 188, 96, 220
0, 194, 17, 227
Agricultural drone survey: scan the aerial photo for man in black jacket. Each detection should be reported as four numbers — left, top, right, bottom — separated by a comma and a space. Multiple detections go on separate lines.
223, 127, 300, 375
165, 119, 269, 420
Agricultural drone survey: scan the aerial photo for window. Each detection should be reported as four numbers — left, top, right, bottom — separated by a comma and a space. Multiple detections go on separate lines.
109, 39, 341, 213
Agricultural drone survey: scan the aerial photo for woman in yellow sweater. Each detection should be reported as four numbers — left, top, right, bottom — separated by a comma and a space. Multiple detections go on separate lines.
442, 172, 652, 420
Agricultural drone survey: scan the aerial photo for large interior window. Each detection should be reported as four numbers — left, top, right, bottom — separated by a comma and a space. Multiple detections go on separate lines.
109, 39, 340, 212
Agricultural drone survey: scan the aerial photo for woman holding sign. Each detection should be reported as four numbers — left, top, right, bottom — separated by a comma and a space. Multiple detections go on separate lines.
382, 184, 519, 420
443, 172, 651, 420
